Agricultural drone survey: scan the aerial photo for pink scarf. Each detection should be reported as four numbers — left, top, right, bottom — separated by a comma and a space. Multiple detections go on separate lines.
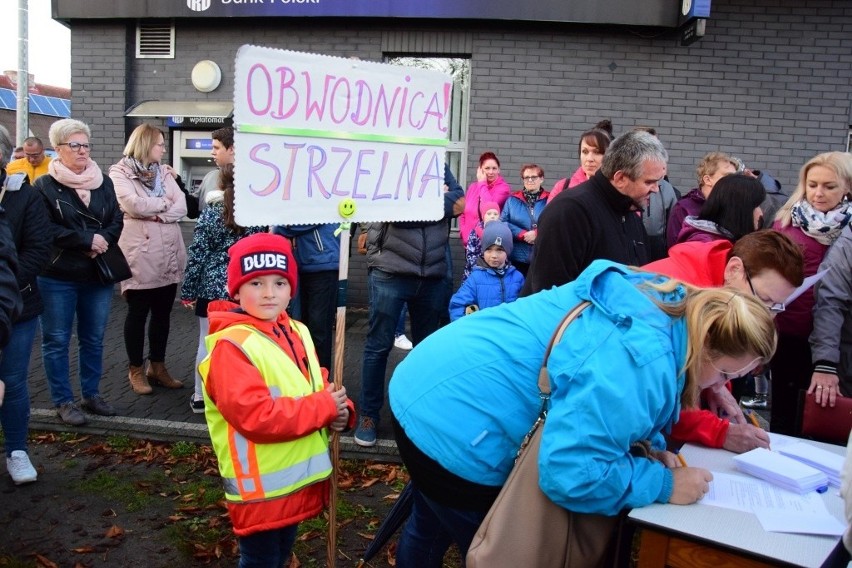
49, 159, 104, 207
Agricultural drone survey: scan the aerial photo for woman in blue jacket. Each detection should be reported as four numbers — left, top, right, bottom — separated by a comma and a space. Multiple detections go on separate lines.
499, 163, 549, 277
388, 260, 777, 566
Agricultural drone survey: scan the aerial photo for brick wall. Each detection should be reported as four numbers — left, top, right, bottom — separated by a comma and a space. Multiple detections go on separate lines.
69, 0, 852, 308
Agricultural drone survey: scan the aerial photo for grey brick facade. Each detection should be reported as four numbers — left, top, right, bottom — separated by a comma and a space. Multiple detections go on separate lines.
69, 0, 852, 307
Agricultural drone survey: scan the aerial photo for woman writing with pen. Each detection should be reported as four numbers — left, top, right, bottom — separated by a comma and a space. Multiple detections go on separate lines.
386, 259, 777, 567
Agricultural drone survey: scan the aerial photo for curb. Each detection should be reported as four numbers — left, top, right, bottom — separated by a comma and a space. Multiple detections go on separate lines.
30, 408, 401, 463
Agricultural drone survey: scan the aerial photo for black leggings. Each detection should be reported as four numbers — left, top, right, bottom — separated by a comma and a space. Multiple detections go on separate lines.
124, 284, 178, 367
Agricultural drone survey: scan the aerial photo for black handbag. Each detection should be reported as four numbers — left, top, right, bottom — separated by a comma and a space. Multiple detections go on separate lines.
94, 245, 132, 284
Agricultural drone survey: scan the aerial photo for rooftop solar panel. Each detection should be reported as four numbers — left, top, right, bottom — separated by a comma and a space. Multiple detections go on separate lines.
0, 89, 71, 118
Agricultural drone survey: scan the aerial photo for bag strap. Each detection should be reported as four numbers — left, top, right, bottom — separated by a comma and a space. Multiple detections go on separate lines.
537, 300, 591, 396
515, 300, 591, 459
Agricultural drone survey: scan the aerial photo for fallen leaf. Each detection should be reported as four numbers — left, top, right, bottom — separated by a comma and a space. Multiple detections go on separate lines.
105, 525, 125, 538
34, 554, 59, 568
71, 546, 96, 553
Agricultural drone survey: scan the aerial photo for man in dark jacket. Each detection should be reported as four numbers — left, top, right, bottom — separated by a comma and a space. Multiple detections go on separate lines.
0, 211, 21, 350
353, 163, 464, 446
522, 130, 668, 295
0, 135, 52, 484
0, 132, 23, 349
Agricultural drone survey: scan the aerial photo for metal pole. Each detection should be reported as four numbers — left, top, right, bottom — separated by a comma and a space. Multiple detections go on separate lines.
16, 0, 29, 146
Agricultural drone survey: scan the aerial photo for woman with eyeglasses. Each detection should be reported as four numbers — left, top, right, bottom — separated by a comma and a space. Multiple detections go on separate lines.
108, 124, 187, 397
388, 259, 776, 567
547, 119, 613, 203
498, 164, 549, 277
457, 151, 511, 248
644, 230, 804, 454
34, 118, 123, 426
770, 152, 852, 434
675, 173, 766, 245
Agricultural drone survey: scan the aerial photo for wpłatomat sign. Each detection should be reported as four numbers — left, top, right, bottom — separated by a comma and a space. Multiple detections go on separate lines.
233, 46, 452, 226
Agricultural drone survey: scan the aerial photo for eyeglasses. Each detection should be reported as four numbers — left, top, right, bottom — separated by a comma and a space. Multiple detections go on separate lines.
743, 265, 785, 313
708, 356, 764, 381
25, 151, 44, 158
522, 176, 541, 182
58, 142, 92, 152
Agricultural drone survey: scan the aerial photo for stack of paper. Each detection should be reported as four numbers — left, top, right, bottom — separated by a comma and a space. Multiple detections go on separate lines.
778, 442, 844, 487
733, 448, 829, 494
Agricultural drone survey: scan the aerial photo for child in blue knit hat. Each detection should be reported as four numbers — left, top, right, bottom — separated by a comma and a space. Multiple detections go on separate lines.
449, 221, 524, 321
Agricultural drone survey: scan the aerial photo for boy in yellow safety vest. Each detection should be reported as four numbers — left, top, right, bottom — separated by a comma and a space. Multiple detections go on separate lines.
198, 232, 355, 567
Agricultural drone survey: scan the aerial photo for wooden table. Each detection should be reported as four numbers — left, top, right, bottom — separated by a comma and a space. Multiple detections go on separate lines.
628, 439, 848, 568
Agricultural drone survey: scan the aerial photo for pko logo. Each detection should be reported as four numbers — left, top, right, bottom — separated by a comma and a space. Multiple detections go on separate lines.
187, 0, 211, 12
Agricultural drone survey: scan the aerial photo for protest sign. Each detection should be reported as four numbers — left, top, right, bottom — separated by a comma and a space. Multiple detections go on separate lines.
233, 45, 452, 226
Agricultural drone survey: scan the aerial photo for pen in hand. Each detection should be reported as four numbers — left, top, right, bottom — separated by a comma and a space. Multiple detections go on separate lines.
746, 410, 761, 429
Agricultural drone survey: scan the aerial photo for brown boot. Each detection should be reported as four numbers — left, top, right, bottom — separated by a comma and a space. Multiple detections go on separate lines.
146, 361, 184, 389
129, 365, 152, 395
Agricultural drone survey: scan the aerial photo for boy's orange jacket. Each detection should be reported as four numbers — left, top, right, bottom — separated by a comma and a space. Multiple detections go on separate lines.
204, 300, 356, 536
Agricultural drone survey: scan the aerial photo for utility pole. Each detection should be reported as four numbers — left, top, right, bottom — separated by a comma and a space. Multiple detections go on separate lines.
16, 0, 29, 146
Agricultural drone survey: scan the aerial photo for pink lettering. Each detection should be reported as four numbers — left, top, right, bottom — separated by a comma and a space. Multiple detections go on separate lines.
329, 147, 352, 197
372, 151, 391, 201
306, 146, 331, 199
271, 66, 298, 120
352, 150, 373, 200
349, 80, 373, 126
303, 72, 336, 122
329, 78, 351, 125
279, 143, 306, 200
246, 64, 272, 116
248, 144, 280, 196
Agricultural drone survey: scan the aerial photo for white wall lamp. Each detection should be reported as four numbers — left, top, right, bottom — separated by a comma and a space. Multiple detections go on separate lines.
191, 60, 222, 93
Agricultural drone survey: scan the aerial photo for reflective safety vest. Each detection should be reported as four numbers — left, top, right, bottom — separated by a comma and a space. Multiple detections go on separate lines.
199, 322, 332, 503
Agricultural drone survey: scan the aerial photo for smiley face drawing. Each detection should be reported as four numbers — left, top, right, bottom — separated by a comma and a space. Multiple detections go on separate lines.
338, 198, 356, 218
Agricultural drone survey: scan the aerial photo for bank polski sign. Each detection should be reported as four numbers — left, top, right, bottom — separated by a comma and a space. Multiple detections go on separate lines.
233, 46, 451, 226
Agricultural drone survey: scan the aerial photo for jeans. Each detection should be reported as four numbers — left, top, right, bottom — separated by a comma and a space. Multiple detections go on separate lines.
395, 304, 408, 337
38, 277, 114, 406
0, 317, 38, 455
238, 524, 298, 568
359, 269, 445, 420
396, 485, 486, 568
294, 270, 338, 370
124, 284, 178, 366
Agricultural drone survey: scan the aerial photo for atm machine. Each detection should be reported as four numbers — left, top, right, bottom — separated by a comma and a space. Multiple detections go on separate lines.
171, 130, 217, 197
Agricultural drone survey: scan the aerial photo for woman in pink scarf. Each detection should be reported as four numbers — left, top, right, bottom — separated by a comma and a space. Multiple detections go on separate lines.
458, 152, 511, 247
35, 118, 124, 426
109, 124, 187, 396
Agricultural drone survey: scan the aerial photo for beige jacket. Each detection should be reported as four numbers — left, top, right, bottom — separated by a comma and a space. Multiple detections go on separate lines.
108, 162, 187, 292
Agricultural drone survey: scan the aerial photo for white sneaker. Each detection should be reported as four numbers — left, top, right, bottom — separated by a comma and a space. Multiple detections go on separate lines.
6, 450, 37, 485
394, 334, 413, 351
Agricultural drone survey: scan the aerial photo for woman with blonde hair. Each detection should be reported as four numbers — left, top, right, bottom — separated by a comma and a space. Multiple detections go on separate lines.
109, 124, 187, 396
770, 152, 852, 434
35, 118, 123, 425
388, 260, 776, 566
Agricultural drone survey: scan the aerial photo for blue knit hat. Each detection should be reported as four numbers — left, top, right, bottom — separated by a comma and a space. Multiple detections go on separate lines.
481, 221, 513, 256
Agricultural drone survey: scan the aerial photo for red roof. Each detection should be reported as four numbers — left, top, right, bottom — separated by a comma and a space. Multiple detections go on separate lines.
0, 71, 70, 98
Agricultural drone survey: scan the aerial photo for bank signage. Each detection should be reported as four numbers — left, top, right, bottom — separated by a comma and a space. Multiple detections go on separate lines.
232, 46, 450, 226
54, 0, 680, 27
